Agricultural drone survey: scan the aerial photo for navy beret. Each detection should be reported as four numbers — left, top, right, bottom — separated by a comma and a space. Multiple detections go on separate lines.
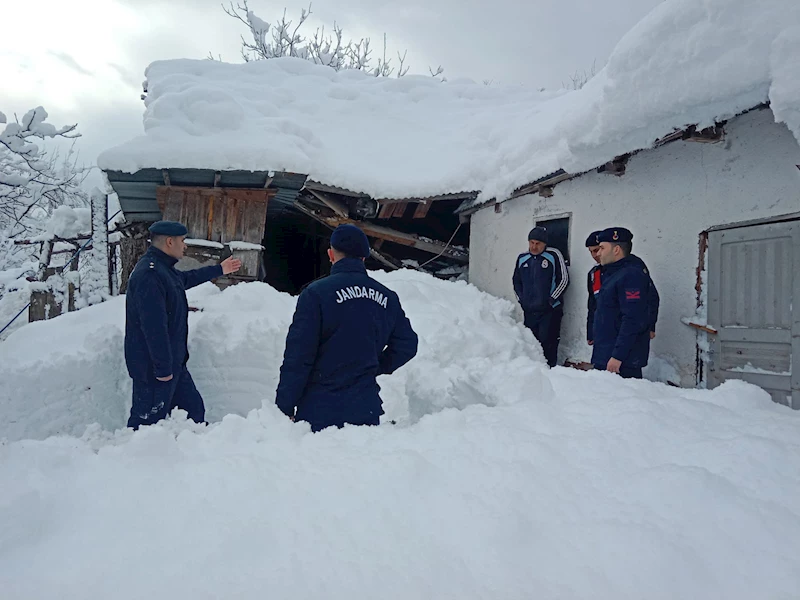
148, 220, 188, 236
597, 227, 633, 244
585, 231, 602, 247
330, 224, 371, 258
527, 226, 548, 244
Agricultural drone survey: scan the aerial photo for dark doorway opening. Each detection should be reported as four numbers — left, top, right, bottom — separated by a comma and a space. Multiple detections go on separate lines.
535, 216, 571, 264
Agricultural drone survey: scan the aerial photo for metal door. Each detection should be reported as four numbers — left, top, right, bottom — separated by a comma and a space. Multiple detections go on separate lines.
706, 220, 800, 408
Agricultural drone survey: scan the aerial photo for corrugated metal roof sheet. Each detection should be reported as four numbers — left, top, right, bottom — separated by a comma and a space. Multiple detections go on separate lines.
105, 169, 308, 223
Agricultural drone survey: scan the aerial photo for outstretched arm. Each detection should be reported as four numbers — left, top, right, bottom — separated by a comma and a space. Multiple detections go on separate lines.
177, 256, 241, 289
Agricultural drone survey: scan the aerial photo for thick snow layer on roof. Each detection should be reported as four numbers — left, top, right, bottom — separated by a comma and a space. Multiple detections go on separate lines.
98, 0, 800, 203
1, 271, 800, 598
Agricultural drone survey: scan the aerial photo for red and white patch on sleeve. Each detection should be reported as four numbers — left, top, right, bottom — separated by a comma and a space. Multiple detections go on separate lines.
625, 289, 641, 301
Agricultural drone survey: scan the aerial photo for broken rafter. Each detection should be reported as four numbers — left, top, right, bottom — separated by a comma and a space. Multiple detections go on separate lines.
369, 247, 402, 270
324, 217, 468, 264
306, 189, 349, 218
292, 200, 468, 264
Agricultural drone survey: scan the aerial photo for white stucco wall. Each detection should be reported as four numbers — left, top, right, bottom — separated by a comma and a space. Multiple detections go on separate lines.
468, 107, 800, 386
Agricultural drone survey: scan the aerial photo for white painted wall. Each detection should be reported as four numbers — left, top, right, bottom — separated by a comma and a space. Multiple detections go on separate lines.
468, 108, 800, 386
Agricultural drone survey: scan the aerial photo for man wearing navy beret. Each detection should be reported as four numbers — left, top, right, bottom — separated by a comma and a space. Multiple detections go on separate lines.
276, 224, 418, 432
591, 227, 659, 379
585, 230, 659, 347
512, 226, 570, 367
124, 220, 242, 429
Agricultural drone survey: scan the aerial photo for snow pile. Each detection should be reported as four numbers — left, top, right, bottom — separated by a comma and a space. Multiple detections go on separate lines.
0, 269, 543, 442
44, 205, 91, 238
2, 368, 800, 598
98, 0, 800, 202
2, 270, 800, 597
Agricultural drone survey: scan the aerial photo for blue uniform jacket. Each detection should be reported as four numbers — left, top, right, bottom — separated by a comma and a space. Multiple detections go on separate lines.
512, 247, 569, 314
124, 246, 222, 381
587, 254, 659, 342
591, 255, 656, 369
275, 257, 418, 427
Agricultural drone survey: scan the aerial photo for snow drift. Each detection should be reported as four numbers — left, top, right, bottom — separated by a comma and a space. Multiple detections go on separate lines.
2, 270, 800, 599
0, 269, 545, 442
98, 0, 800, 203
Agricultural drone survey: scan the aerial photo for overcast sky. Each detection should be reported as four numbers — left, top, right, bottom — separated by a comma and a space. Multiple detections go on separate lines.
1, 0, 663, 184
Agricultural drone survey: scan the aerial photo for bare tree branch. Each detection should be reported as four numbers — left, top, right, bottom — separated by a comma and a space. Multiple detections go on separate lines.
216, 3, 427, 78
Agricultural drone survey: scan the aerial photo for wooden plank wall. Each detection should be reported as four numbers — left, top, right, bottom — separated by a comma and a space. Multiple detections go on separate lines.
156, 187, 272, 244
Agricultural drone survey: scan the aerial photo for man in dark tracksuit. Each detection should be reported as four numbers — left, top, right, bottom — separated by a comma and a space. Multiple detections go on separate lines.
512, 226, 569, 367
591, 227, 658, 379
124, 221, 241, 429
585, 231, 660, 346
275, 224, 418, 432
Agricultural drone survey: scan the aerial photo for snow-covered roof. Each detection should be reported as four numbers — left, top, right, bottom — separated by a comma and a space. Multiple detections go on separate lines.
98, 0, 800, 206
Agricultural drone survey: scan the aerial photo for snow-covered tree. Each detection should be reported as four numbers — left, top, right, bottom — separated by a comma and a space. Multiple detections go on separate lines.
0, 106, 103, 328
218, 1, 414, 78
0, 107, 89, 240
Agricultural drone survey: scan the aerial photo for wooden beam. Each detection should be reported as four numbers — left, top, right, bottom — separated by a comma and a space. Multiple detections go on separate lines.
413, 202, 432, 219
323, 217, 468, 264
510, 171, 574, 200
369, 247, 401, 270
306, 189, 348, 218
378, 202, 395, 219
291, 201, 468, 263
391, 202, 408, 218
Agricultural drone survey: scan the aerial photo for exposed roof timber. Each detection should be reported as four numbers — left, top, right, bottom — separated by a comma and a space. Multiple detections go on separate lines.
328, 218, 468, 264
293, 200, 468, 264
509, 170, 574, 200
306, 188, 348, 218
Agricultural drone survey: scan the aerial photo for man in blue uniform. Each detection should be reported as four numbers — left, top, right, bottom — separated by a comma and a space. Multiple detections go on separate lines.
124, 221, 241, 429
275, 224, 418, 432
591, 227, 658, 379
586, 230, 659, 347
512, 226, 569, 367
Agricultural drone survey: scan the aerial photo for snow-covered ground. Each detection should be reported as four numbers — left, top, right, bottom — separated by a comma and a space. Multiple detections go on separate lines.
1, 269, 800, 599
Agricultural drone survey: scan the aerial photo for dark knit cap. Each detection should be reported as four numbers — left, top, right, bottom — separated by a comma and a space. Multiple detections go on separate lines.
330, 224, 371, 258
527, 226, 548, 244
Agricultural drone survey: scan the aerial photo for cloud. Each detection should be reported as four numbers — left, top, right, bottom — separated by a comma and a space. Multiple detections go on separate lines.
108, 63, 143, 91
47, 51, 93, 77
